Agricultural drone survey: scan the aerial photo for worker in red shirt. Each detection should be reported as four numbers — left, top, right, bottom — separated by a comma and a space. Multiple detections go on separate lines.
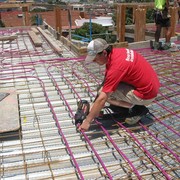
78, 38, 160, 131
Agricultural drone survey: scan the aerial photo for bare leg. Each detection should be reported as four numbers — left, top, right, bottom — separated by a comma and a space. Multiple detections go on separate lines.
165, 26, 172, 43
155, 24, 162, 42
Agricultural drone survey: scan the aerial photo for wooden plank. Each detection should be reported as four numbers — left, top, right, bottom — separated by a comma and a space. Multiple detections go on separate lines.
0, 35, 17, 41
116, 4, 126, 42
28, 30, 42, 47
134, 8, 146, 42
55, 7, 62, 34
37, 27, 63, 54
0, 90, 20, 133
31, 27, 39, 34
113, 41, 128, 48
169, 7, 177, 37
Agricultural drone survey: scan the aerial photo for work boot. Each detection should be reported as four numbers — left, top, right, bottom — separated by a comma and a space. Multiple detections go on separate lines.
125, 105, 149, 125
162, 42, 171, 50
153, 41, 160, 50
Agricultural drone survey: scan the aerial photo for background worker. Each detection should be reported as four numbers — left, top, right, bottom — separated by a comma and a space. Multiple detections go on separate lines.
174, 0, 180, 23
79, 38, 160, 131
154, 0, 172, 50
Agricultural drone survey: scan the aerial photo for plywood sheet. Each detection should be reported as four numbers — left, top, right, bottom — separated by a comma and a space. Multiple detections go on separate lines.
0, 90, 20, 133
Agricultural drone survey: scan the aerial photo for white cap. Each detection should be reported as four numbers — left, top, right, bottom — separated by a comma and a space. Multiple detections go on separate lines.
85, 38, 109, 62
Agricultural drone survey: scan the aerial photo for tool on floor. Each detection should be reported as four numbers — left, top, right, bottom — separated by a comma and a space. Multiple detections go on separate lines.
75, 100, 90, 126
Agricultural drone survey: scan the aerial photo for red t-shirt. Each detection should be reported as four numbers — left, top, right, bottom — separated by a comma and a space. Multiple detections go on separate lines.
102, 48, 160, 99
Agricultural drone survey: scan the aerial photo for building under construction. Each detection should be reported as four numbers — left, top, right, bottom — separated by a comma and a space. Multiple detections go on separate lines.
0, 2, 180, 180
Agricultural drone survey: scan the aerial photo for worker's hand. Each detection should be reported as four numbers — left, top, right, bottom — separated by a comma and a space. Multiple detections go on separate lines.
78, 119, 91, 131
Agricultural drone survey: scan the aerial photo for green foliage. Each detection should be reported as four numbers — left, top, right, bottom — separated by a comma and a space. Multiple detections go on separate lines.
113, 3, 154, 25
82, 22, 106, 34
55, 1, 66, 5
31, 8, 47, 13
74, 22, 106, 37
73, 22, 115, 42
47, 0, 66, 5
30, 15, 37, 26
74, 28, 87, 37
146, 8, 154, 23
126, 8, 133, 25
47, 0, 53, 4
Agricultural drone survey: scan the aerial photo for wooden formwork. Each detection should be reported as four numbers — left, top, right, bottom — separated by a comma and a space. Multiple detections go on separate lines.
54, 7, 62, 35
116, 3, 178, 42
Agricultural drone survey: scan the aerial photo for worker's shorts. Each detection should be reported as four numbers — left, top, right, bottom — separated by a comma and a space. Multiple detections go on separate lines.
154, 9, 171, 27
97, 82, 155, 106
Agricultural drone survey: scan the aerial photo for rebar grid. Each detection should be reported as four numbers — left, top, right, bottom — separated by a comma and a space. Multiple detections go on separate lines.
0, 29, 180, 180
